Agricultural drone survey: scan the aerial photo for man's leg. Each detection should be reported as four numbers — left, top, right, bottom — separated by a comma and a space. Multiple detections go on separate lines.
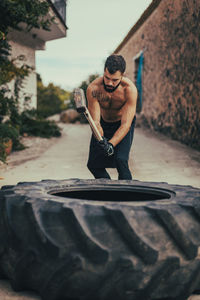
114, 117, 136, 180
87, 164, 111, 179
87, 133, 112, 179
115, 158, 132, 180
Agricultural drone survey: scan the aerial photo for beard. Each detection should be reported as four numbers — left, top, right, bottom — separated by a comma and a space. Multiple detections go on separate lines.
103, 79, 121, 93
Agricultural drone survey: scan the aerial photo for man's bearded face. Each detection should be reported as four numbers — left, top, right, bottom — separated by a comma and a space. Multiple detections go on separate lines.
103, 68, 122, 93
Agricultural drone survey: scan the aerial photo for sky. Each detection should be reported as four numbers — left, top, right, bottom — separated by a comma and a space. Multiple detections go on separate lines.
36, 0, 152, 91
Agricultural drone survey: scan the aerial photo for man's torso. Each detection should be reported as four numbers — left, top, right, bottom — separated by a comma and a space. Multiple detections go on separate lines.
91, 77, 132, 122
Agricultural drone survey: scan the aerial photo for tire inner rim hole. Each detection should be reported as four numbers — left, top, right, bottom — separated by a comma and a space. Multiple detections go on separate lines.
50, 187, 172, 202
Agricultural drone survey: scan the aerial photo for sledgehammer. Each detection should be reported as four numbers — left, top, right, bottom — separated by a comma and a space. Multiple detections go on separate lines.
73, 88, 103, 141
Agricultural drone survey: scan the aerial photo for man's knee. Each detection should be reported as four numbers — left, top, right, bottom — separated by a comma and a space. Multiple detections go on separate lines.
87, 163, 97, 178
115, 157, 128, 168
87, 162, 92, 172
115, 157, 132, 180
87, 163, 111, 179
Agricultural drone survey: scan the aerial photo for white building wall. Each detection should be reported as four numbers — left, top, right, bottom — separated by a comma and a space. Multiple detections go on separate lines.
6, 0, 67, 112
9, 40, 37, 110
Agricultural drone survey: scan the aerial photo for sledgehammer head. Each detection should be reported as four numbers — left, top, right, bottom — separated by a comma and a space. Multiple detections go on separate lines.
73, 88, 87, 113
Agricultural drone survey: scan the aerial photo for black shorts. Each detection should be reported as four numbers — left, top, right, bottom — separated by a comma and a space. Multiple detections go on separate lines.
87, 116, 136, 169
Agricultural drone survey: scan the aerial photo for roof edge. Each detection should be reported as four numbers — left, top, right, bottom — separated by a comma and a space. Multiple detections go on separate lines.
47, 0, 68, 30
114, 0, 162, 53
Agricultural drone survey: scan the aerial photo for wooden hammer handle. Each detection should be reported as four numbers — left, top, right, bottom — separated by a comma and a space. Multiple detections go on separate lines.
73, 88, 103, 141
84, 108, 103, 141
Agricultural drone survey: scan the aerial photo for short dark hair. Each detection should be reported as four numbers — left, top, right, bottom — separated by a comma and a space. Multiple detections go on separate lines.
104, 55, 126, 74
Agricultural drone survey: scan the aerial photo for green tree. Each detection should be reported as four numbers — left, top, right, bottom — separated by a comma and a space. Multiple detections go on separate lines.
0, 0, 55, 162
0, 0, 54, 121
37, 74, 70, 118
0, 0, 53, 36
0, 0, 54, 86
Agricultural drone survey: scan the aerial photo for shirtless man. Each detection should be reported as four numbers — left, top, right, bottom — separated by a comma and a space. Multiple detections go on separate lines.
87, 54, 137, 180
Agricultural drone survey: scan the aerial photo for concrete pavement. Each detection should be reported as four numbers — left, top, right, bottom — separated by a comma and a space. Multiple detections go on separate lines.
0, 123, 200, 299
1, 123, 200, 188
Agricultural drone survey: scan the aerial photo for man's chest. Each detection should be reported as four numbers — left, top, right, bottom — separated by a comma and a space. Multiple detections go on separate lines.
93, 91, 126, 110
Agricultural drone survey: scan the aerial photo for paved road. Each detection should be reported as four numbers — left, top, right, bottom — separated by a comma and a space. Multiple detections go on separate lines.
1, 123, 200, 187
0, 123, 200, 299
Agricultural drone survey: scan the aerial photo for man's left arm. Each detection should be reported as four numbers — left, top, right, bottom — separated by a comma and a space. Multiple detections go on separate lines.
109, 84, 137, 147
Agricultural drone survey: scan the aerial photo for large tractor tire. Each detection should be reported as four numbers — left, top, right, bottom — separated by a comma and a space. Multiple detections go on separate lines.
0, 179, 200, 300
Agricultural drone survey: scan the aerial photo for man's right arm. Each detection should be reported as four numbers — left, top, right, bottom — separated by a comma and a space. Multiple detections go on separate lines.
86, 84, 104, 137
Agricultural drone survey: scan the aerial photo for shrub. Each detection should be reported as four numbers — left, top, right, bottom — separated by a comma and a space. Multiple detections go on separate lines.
0, 123, 25, 162
20, 110, 61, 138
0, 123, 24, 149
37, 75, 70, 118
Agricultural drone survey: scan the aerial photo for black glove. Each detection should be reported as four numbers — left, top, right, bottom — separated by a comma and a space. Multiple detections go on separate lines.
98, 137, 114, 157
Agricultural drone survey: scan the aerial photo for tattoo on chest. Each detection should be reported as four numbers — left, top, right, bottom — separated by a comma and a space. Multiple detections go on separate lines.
92, 90, 110, 103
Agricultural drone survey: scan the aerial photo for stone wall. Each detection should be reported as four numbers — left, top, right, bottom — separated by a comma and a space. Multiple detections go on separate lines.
115, 0, 200, 150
